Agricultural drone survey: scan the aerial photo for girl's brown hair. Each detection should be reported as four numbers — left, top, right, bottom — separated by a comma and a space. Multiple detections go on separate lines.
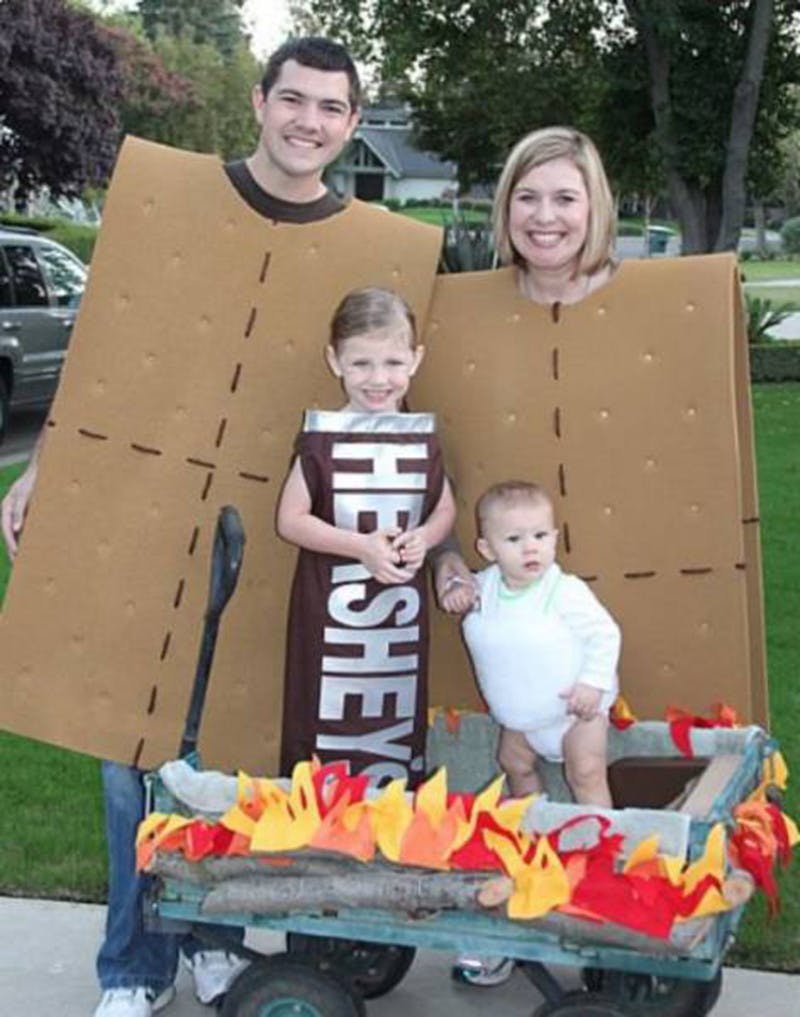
329, 287, 417, 352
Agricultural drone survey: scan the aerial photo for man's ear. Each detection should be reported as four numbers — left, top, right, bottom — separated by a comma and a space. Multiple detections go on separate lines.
409, 345, 425, 376
251, 84, 266, 123
344, 106, 361, 143
325, 345, 343, 378
476, 536, 495, 563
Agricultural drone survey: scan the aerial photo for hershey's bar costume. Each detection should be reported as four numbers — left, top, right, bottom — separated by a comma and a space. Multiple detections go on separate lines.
462, 562, 621, 762
281, 410, 445, 786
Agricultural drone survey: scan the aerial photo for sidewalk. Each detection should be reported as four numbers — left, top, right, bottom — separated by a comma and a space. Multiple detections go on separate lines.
1, 897, 797, 1016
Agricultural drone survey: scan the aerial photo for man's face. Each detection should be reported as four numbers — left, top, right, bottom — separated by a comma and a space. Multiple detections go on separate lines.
477, 498, 558, 589
252, 59, 359, 185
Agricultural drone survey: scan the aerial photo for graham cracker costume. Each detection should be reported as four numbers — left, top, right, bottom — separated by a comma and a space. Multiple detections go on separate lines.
0, 139, 765, 773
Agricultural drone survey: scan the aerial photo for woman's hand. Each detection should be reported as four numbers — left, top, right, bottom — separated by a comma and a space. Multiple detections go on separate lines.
561, 683, 603, 721
433, 550, 479, 614
358, 528, 414, 585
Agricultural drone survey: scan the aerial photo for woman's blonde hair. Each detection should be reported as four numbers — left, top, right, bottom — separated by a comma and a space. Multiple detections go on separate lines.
492, 126, 616, 276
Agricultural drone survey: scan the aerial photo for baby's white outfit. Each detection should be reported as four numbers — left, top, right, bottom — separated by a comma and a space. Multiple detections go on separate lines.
462, 563, 620, 762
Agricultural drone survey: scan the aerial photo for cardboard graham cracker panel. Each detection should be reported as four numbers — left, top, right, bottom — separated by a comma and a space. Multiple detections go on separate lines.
416, 256, 766, 726
0, 138, 442, 773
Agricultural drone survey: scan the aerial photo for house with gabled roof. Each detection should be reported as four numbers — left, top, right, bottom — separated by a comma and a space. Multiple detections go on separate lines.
328, 104, 458, 203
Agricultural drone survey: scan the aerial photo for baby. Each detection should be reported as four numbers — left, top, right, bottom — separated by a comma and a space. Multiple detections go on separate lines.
462, 480, 620, 805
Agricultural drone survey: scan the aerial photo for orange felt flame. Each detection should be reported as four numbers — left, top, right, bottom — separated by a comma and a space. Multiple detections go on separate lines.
310, 792, 375, 862
610, 695, 637, 729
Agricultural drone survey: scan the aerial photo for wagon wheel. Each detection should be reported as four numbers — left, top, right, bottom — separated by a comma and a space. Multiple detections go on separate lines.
534, 989, 633, 1016
286, 932, 416, 998
219, 954, 366, 1017
581, 968, 723, 1017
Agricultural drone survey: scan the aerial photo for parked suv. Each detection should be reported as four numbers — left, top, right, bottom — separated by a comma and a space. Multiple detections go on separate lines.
0, 226, 87, 439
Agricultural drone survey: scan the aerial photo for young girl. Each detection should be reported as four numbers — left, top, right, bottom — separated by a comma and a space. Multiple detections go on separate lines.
276, 287, 456, 786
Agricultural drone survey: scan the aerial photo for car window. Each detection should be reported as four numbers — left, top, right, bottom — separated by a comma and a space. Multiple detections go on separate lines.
4, 244, 49, 307
37, 245, 86, 309
0, 250, 13, 308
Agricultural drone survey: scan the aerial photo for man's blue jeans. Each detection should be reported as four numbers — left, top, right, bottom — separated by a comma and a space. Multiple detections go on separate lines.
96, 760, 241, 992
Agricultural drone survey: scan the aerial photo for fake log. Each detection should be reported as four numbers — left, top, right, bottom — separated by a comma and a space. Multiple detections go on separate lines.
200, 871, 508, 916
150, 851, 366, 884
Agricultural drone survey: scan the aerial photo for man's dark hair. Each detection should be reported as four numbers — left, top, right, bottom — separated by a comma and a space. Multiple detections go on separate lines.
260, 37, 361, 110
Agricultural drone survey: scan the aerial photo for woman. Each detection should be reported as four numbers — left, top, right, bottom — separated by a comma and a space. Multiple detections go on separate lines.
434, 126, 618, 988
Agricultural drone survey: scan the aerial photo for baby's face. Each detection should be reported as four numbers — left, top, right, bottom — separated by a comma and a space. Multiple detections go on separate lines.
477, 498, 558, 589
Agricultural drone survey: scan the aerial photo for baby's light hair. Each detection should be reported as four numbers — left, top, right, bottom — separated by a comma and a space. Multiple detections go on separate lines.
329, 287, 417, 353
476, 480, 554, 536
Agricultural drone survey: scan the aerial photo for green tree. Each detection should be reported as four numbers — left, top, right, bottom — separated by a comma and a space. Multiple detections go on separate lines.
0, 0, 123, 203
292, 0, 800, 253
148, 33, 259, 159
138, 0, 247, 56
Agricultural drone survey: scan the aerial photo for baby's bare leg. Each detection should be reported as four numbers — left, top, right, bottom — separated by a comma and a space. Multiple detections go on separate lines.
562, 715, 612, 808
497, 727, 541, 797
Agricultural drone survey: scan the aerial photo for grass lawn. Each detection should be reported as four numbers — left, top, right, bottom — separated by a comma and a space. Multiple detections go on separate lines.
744, 285, 800, 306
398, 205, 489, 227
0, 386, 799, 968
740, 259, 800, 281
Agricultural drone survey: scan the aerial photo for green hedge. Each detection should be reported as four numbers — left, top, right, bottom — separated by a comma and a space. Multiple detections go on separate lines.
750, 342, 800, 382
1, 213, 98, 264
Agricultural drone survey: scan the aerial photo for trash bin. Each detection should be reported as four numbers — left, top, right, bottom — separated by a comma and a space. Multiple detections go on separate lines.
647, 226, 672, 255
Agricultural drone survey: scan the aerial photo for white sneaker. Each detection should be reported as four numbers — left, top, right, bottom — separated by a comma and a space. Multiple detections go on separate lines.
184, 950, 250, 1004
451, 954, 515, 987
93, 985, 175, 1017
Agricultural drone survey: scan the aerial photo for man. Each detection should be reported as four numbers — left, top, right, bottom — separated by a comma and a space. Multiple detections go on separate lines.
1, 36, 365, 1017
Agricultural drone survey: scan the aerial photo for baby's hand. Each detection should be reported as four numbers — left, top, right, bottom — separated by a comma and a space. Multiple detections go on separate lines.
561, 683, 603, 721
358, 529, 414, 585
439, 574, 479, 614
392, 528, 426, 574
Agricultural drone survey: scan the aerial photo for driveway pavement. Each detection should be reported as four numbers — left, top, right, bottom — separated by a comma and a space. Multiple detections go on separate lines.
1, 896, 796, 1016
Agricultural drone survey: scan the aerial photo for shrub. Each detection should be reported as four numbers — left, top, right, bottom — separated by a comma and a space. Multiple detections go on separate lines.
745, 294, 799, 344
1, 213, 97, 263
382, 198, 401, 211
47, 223, 98, 263
750, 342, 800, 382
440, 216, 495, 273
780, 216, 800, 255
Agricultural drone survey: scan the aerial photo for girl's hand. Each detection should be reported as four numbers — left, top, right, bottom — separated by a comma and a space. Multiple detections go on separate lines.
358, 528, 414, 584
392, 528, 427, 573
560, 683, 603, 721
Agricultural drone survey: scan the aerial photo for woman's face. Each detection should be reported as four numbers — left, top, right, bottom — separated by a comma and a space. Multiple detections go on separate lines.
508, 156, 590, 275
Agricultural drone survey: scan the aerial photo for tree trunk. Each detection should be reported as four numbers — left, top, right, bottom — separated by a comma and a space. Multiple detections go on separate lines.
715, 0, 776, 251
754, 198, 768, 256
626, 0, 775, 255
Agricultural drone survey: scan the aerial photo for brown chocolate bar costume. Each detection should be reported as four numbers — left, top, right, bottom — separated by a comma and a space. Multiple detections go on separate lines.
281, 410, 444, 785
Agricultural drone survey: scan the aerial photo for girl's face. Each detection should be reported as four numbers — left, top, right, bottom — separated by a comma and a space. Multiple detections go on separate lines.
326, 322, 423, 413
508, 156, 590, 275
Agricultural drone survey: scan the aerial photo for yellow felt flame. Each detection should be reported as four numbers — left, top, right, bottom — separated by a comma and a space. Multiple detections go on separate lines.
623, 835, 660, 874
764, 750, 789, 791
415, 767, 448, 826
249, 763, 321, 852
485, 830, 570, 919
367, 779, 413, 862
680, 884, 730, 920
682, 823, 726, 893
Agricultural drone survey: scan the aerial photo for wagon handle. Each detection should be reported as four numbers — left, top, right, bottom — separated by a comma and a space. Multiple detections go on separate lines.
179, 505, 246, 758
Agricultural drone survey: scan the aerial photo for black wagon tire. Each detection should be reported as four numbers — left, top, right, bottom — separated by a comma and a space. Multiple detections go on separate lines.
581, 968, 723, 1017
534, 989, 633, 1017
286, 932, 416, 998
219, 954, 366, 1017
